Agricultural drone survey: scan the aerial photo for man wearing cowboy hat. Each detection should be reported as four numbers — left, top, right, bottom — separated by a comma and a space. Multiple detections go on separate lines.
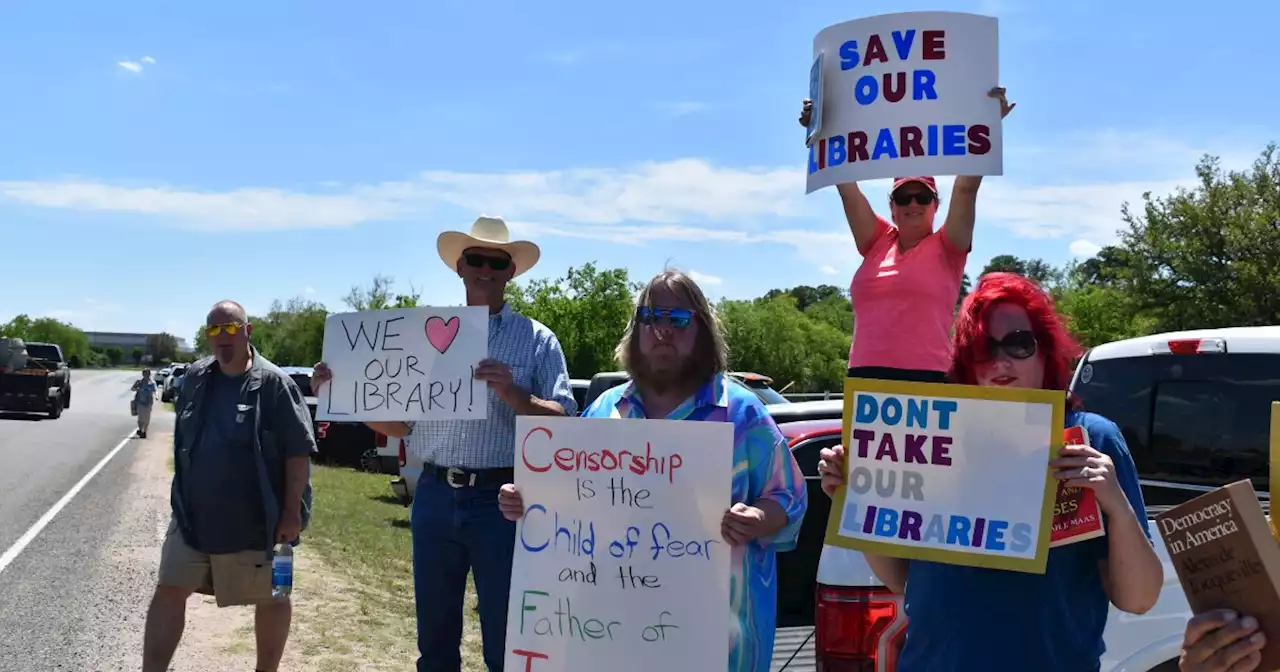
311, 216, 576, 672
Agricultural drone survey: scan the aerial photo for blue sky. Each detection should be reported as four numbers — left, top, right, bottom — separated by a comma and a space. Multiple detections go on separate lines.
2, 0, 1276, 340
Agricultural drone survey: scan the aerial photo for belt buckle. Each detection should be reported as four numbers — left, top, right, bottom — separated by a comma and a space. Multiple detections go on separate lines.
445, 467, 476, 489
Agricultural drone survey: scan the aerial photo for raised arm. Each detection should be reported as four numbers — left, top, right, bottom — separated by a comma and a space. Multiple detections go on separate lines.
943, 87, 1015, 252
800, 99, 887, 255
837, 183, 889, 255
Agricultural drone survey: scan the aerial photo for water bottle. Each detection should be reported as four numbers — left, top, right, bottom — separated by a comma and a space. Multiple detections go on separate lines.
272, 544, 293, 598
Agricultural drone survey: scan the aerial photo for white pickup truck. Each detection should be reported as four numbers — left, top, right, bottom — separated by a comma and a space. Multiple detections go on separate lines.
770, 326, 1280, 671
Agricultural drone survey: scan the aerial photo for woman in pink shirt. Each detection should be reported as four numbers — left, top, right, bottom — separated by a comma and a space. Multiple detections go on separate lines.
797, 87, 1015, 383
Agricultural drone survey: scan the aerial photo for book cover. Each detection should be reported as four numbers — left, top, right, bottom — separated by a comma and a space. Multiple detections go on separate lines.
1049, 425, 1107, 547
1157, 480, 1280, 672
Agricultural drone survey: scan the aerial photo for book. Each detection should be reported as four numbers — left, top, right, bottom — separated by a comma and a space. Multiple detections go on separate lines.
1157, 479, 1280, 672
1049, 425, 1107, 547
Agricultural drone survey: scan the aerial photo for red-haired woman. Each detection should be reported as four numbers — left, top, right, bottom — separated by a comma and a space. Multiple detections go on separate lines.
816, 272, 1163, 671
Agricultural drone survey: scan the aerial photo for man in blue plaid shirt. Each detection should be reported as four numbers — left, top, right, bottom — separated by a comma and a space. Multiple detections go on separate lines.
313, 216, 576, 672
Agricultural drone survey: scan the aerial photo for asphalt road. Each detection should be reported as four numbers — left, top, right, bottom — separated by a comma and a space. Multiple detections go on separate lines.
0, 369, 173, 670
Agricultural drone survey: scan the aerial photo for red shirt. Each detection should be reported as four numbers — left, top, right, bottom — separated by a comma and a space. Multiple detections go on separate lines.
848, 216, 968, 372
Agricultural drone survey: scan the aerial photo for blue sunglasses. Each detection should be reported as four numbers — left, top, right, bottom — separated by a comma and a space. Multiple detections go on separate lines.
636, 306, 695, 329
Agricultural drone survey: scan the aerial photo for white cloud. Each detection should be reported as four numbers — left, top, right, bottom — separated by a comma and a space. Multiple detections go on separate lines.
304, 286, 316, 295
0, 131, 1258, 270
118, 56, 156, 73
688, 270, 723, 286
1068, 239, 1103, 257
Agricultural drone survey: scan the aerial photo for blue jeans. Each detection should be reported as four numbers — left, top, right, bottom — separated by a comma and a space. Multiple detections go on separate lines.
411, 477, 516, 672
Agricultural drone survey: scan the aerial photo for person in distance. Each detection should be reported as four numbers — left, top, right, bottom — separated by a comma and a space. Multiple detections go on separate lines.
311, 216, 577, 672
130, 367, 157, 438
816, 272, 1163, 672
797, 86, 1013, 384
1180, 609, 1266, 672
495, 269, 808, 672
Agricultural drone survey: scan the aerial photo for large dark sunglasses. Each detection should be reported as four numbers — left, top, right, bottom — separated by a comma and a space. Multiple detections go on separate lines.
891, 191, 937, 206
982, 330, 1038, 361
636, 306, 694, 329
463, 253, 512, 271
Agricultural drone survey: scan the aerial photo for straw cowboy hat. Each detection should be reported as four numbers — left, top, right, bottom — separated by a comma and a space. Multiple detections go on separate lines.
436, 216, 541, 278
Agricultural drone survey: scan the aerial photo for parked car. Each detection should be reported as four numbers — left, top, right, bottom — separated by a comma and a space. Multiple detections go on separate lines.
0, 340, 71, 419
571, 378, 590, 415
279, 366, 397, 474
784, 326, 1280, 671
160, 364, 187, 402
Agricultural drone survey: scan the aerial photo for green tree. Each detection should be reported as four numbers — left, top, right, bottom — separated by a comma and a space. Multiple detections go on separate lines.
1116, 145, 1280, 330
980, 254, 1063, 288
146, 333, 180, 363
0, 314, 92, 365
956, 272, 972, 309
106, 346, 124, 366
132, 347, 144, 366
344, 274, 421, 311
251, 298, 329, 366
719, 293, 849, 394
505, 263, 640, 378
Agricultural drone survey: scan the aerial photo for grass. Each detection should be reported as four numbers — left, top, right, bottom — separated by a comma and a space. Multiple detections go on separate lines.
300, 465, 486, 671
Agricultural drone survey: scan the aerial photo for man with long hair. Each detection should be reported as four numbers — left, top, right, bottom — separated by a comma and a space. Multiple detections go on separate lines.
498, 269, 808, 672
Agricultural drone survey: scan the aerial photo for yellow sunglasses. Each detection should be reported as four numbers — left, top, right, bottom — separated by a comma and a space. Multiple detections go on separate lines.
205, 322, 245, 337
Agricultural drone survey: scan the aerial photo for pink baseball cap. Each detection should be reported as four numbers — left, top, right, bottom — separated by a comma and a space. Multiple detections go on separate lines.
891, 176, 938, 194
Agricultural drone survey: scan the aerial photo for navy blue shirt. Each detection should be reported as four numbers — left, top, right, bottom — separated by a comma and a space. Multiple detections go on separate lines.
896, 410, 1151, 672
184, 371, 267, 553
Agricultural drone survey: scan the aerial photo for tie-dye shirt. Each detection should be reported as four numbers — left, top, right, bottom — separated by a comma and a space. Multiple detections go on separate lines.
583, 373, 808, 672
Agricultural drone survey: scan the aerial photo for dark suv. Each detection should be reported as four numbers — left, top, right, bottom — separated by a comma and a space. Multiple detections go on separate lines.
281, 366, 390, 472
1069, 326, 1280, 507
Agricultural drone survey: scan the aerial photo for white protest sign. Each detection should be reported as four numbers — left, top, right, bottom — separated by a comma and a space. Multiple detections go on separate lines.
824, 378, 1064, 574
805, 11, 1001, 193
315, 306, 488, 422
505, 416, 732, 672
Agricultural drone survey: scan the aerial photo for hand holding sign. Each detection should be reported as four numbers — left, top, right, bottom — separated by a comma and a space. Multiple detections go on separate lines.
720, 503, 769, 546
818, 444, 846, 498
1050, 444, 1125, 515
474, 358, 522, 408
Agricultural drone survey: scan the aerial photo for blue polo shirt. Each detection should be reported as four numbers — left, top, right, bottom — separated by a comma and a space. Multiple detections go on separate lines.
896, 410, 1151, 672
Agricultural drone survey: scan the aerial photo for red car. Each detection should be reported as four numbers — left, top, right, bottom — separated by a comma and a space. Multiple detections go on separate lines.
770, 400, 903, 671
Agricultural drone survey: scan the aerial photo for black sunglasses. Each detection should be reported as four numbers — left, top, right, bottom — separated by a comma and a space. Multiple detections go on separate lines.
463, 253, 512, 271
891, 191, 937, 207
636, 306, 695, 329
982, 330, 1038, 361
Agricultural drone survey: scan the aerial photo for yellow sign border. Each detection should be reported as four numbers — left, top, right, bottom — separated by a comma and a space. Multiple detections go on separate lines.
1270, 402, 1280, 541
823, 377, 1066, 574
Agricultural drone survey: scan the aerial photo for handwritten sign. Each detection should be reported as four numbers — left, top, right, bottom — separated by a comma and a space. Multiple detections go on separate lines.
315, 306, 487, 421
505, 416, 731, 672
824, 378, 1064, 574
805, 11, 1002, 192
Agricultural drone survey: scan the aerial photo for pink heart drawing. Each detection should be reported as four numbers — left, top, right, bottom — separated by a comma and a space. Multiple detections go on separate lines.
425, 316, 461, 354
